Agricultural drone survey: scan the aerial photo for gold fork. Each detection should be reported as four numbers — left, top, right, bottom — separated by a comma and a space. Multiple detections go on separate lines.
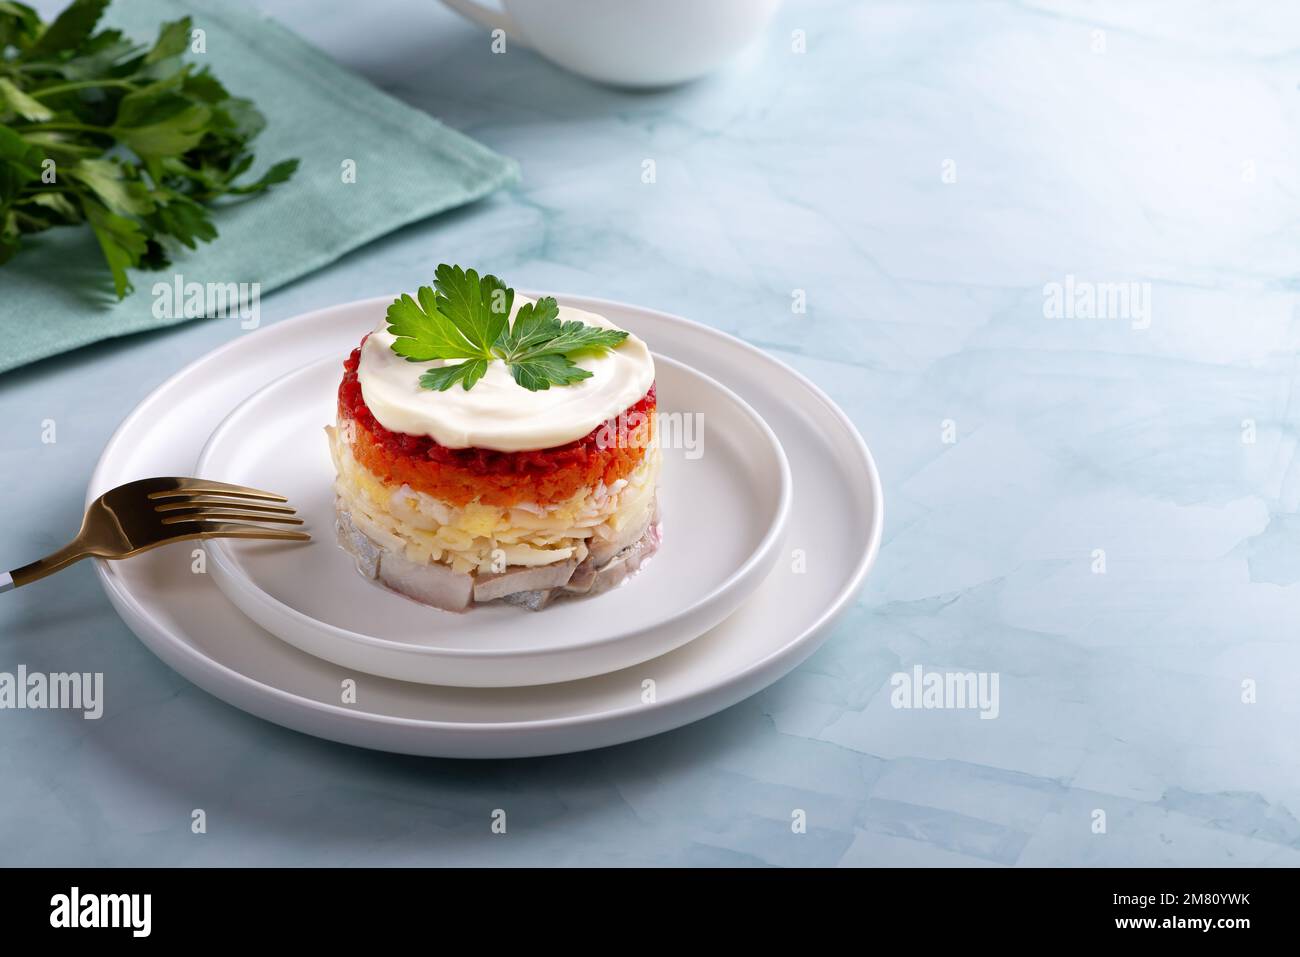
1, 477, 310, 593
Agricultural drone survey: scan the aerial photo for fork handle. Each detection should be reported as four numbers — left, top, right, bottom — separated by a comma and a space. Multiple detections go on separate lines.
5, 540, 91, 590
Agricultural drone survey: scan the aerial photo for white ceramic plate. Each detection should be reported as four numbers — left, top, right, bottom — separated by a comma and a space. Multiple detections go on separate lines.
195, 353, 791, 687
90, 294, 882, 758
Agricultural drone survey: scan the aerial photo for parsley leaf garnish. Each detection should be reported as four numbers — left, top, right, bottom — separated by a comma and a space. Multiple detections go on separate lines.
386, 264, 630, 392
493, 296, 630, 390
419, 357, 488, 392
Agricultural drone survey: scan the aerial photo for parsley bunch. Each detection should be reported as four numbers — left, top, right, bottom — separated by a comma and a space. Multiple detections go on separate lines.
387, 264, 631, 392
0, 0, 298, 297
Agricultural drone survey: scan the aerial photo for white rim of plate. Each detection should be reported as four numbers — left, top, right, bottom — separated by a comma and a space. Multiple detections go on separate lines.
89, 293, 884, 733
195, 351, 793, 660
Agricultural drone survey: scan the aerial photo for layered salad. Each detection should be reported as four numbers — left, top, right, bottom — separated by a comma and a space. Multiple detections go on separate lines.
327, 265, 660, 611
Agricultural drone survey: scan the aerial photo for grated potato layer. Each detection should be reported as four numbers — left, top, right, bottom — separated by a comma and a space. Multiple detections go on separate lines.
327, 424, 660, 575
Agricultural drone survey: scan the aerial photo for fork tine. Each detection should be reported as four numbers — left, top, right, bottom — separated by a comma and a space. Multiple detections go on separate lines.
161, 510, 305, 526
154, 499, 297, 515
147, 477, 288, 502
195, 522, 311, 542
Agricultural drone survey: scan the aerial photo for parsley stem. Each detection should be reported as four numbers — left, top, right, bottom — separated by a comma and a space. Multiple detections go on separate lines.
32, 78, 137, 98
20, 121, 112, 135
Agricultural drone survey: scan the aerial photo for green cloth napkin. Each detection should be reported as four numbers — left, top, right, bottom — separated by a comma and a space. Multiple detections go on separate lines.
0, 0, 518, 374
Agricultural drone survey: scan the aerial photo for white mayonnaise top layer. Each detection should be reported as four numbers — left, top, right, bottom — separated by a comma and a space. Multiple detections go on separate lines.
356, 298, 655, 452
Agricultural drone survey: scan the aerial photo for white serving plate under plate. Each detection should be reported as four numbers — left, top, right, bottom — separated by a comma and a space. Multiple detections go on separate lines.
195, 353, 791, 687
90, 294, 882, 758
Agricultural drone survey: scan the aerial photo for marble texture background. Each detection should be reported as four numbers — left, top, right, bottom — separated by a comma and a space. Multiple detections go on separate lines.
2, 0, 1298, 866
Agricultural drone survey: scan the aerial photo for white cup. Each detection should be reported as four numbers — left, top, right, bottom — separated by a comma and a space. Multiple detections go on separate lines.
439, 0, 782, 88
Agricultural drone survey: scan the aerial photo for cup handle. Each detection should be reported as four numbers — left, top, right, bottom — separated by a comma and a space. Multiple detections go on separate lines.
440, 0, 525, 45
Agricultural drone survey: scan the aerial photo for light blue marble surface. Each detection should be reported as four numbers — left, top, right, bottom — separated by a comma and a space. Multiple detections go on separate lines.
3, 0, 1299, 866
